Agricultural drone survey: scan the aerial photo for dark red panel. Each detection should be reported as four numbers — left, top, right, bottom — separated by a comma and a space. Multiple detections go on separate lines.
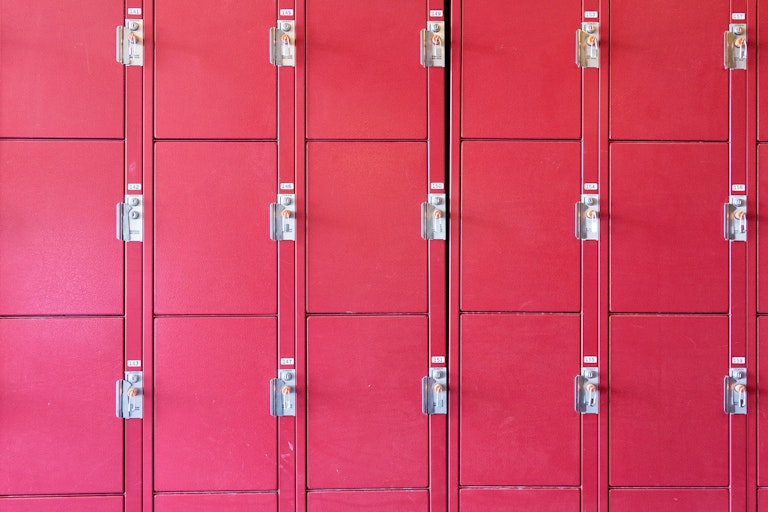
609, 315, 729, 486
759, 146, 768, 312
307, 143, 428, 313
460, 489, 580, 512
760, 317, 768, 486
306, 1, 427, 139
0, 497, 123, 512
610, 489, 729, 511
0, 1, 123, 138
462, 2, 581, 139
460, 314, 580, 485
155, 493, 277, 512
759, 8, 768, 141
0, 141, 124, 316
610, 143, 729, 313
461, 142, 581, 312
761, 489, 768, 511
0, 319, 123, 495
307, 316, 429, 489
307, 491, 428, 511
155, 0, 276, 139
610, 0, 729, 141
154, 317, 277, 491
155, 142, 277, 315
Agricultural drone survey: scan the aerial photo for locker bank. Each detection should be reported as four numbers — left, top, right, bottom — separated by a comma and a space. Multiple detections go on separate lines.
0, 1, 765, 511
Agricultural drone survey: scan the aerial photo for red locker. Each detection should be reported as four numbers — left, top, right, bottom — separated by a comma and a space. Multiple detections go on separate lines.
759, 4, 768, 142
0, 0, 124, 138
460, 489, 581, 512
610, 489, 730, 511
307, 491, 428, 512
461, 2, 582, 139
155, 494, 277, 512
759, 145, 768, 311
610, 0, 730, 141
0, 497, 123, 512
759, 317, 768, 487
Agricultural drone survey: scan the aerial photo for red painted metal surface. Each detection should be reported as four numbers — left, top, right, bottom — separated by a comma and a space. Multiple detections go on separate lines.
609, 0, 729, 141
0, 497, 123, 512
609, 489, 730, 511
461, 2, 581, 140
461, 141, 581, 312
459, 488, 581, 511
154, 317, 277, 492
155, 493, 277, 512
0, 318, 124, 494
759, 145, 768, 312
760, 316, 768, 487
460, 314, 580, 486
759, 4, 768, 142
306, 316, 429, 489
305, 0, 427, 139
609, 315, 729, 487
0, 141, 124, 316
306, 142, 428, 313
610, 143, 730, 313
154, 142, 277, 315
307, 490, 428, 511
0, 0, 124, 138
154, 0, 276, 139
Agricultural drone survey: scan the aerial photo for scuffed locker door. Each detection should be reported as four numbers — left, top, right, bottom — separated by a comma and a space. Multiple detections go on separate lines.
0, 1, 132, 510
304, 1, 446, 510
759, 5, 768, 509
154, 0, 286, 510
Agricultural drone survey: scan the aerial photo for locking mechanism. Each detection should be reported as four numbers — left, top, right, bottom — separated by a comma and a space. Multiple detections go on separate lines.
116, 19, 144, 66
420, 21, 446, 68
421, 194, 447, 240
724, 368, 747, 415
724, 195, 747, 242
270, 370, 296, 417
422, 367, 448, 415
116, 371, 143, 419
575, 194, 599, 241
270, 20, 296, 67
575, 368, 599, 414
576, 22, 600, 68
724, 24, 747, 70
270, 194, 296, 241
116, 194, 143, 242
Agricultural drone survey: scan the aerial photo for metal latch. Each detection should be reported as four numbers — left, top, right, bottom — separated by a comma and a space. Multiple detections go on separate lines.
575, 194, 599, 240
116, 371, 143, 419
421, 194, 447, 240
270, 194, 296, 241
420, 21, 445, 68
116, 194, 143, 242
724, 368, 747, 414
724, 24, 747, 70
422, 368, 447, 415
116, 19, 144, 66
270, 20, 296, 67
575, 368, 599, 414
576, 23, 600, 68
270, 370, 296, 417
724, 195, 747, 242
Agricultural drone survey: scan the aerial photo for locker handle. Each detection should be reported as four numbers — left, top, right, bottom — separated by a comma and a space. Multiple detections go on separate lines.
724, 196, 747, 242
575, 368, 599, 414
724, 24, 747, 70
422, 368, 448, 415
724, 368, 747, 414
115, 379, 124, 418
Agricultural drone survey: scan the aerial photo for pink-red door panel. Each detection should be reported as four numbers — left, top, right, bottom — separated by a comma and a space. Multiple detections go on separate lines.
609, 489, 729, 511
307, 490, 428, 512
154, 493, 277, 512
459, 489, 581, 512
0, 497, 124, 512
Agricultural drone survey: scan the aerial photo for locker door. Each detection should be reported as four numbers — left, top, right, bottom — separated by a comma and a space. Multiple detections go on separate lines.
610, 0, 730, 141
0, 0, 124, 138
610, 143, 729, 313
0, 497, 123, 512
610, 316, 729, 494
461, 2, 582, 139
759, 317, 768, 492
759, 145, 768, 311
759, 4, 768, 142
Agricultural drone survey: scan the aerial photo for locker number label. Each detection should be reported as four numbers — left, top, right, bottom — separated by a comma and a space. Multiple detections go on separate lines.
584, 183, 598, 191
430, 182, 444, 190
732, 357, 746, 365
429, 10, 443, 17
732, 184, 746, 192
280, 9, 294, 16
280, 358, 295, 366
431, 356, 446, 364
280, 183, 295, 190
127, 8, 142, 15
584, 11, 599, 19
127, 360, 142, 367
583, 356, 598, 364
732, 13, 746, 20
127, 183, 142, 191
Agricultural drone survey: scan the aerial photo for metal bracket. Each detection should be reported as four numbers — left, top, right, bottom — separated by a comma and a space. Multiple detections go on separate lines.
420, 21, 446, 68
724, 195, 747, 242
575, 194, 599, 241
724, 24, 747, 70
270, 20, 296, 67
116, 194, 143, 242
270, 370, 296, 417
422, 368, 447, 415
724, 368, 747, 414
575, 368, 599, 414
116, 371, 143, 419
270, 194, 296, 241
421, 194, 447, 240
576, 22, 600, 68
116, 19, 144, 66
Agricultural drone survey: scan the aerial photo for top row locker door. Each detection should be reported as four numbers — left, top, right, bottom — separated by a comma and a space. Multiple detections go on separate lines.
0, 1, 124, 139
305, 0, 428, 140
461, 1, 582, 140
155, 0, 277, 139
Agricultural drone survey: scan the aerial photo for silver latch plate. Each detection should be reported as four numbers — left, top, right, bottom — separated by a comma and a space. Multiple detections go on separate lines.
575, 367, 599, 414
117, 194, 143, 242
270, 369, 296, 417
116, 371, 143, 419
422, 367, 447, 415
116, 19, 144, 66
